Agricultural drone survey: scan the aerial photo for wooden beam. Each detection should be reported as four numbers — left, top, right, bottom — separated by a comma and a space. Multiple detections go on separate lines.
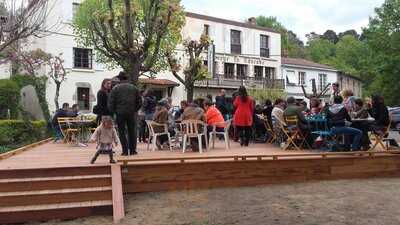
0, 138, 52, 161
111, 165, 125, 223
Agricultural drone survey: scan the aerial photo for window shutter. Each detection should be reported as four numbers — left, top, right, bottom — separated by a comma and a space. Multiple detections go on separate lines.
93, 53, 104, 71
62, 48, 73, 69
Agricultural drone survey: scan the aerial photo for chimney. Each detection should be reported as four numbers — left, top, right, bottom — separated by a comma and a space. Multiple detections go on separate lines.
247, 17, 257, 26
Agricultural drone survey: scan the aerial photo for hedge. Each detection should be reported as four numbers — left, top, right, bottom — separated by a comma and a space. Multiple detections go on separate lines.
0, 79, 20, 119
0, 120, 50, 154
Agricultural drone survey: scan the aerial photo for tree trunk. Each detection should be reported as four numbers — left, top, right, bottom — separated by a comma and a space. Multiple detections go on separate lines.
126, 63, 141, 85
54, 82, 60, 110
186, 85, 194, 103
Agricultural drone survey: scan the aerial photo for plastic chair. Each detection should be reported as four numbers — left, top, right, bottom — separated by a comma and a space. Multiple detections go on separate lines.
181, 119, 209, 153
208, 120, 231, 150
145, 120, 172, 151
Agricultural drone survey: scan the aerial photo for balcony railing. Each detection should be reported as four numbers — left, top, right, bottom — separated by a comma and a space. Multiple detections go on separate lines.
195, 74, 285, 89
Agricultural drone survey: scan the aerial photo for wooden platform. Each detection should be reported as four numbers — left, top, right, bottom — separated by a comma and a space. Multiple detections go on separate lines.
1, 140, 400, 224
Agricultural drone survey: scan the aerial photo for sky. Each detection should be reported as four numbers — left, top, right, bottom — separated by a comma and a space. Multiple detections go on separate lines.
181, 0, 385, 42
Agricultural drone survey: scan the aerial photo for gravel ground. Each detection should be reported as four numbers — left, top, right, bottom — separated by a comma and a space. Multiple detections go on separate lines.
36, 178, 400, 225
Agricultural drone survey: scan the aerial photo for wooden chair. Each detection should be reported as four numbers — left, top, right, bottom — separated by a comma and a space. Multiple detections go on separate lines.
145, 120, 172, 151
262, 116, 277, 144
281, 115, 310, 150
57, 117, 78, 144
181, 119, 209, 153
209, 120, 231, 150
370, 117, 392, 151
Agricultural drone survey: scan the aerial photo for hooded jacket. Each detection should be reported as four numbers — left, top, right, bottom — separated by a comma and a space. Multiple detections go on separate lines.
327, 104, 351, 127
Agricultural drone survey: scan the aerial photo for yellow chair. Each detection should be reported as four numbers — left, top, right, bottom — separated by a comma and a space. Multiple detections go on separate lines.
57, 117, 78, 144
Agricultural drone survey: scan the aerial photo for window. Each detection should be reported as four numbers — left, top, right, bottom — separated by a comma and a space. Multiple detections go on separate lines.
265, 67, 276, 80
203, 24, 209, 36
318, 74, 327, 91
236, 64, 247, 79
73, 48, 92, 69
72, 3, 80, 19
230, 30, 241, 54
298, 72, 306, 86
77, 87, 90, 110
260, 35, 269, 58
254, 66, 263, 80
224, 63, 234, 79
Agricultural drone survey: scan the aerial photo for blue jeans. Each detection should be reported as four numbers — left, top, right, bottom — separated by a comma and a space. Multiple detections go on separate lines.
331, 126, 362, 151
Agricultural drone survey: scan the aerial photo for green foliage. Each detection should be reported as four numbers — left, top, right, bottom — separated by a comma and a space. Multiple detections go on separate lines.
361, 0, 400, 105
248, 88, 286, 104
255, 16, 305, 58
73, 0, 186, 81
11, 75, 50, 120
0, 120, 49, 153
306, 38, 336, 63
0, 79, 19, 119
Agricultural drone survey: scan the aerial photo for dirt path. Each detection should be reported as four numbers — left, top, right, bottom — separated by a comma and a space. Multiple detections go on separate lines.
35, 178, 400, 225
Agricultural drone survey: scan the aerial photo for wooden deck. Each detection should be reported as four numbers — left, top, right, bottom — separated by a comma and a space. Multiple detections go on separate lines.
0, 140, 311, 169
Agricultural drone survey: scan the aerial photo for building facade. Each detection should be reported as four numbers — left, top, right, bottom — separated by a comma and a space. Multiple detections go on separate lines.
282, 57, 362, 103
24, 0, 285, 113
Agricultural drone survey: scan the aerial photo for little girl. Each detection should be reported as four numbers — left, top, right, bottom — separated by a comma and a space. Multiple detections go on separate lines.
90, 116, 118, 164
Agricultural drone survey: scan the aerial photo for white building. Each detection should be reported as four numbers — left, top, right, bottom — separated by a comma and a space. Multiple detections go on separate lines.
282, 57, 362, 102
24, 0, 284, 113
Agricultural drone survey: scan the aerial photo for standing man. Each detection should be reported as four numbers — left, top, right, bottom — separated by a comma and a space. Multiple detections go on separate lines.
330, 82, 340, 104
108, 72, 142, 156
215, 89, 228, 120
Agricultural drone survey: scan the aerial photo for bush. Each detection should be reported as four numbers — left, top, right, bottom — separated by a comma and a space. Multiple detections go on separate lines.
248, 88, 287, 104
0, 79, 20, 119
0, 120, 50, 153
11, 75, 50, 120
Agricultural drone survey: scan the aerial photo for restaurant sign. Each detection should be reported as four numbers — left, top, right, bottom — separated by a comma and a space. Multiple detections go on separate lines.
215, 54, 274, 66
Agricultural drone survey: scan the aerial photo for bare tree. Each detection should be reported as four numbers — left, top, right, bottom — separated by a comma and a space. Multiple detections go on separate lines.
0, 0, 55, 54
47, 54, 67, 109
168, 35, 210, 102
5, 47, 50, 75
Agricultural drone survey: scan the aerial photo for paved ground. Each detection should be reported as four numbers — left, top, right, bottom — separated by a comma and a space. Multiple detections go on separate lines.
36, 177, 400, 225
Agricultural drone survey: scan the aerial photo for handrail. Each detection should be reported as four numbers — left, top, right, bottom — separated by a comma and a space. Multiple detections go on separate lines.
117, 150, 400, 165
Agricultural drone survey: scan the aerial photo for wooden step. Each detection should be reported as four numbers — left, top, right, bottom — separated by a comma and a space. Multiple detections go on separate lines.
0, 201, 113, 224
0, 188, 112, 207
0, 186, 112, 197
0, 176, 112, 192
0, 166, 111, 179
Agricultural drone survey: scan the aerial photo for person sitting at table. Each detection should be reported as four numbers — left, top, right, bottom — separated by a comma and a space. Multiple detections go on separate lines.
300, 101, 311, 116
262, 99, 273, 125
175, 100, 188, 121
272, 98, 286, 126
327, 95, 362, 151
353, 99, 369, 119
67, 104, 80, 117
368, 94, 390, 131
310, 98, 322, 115
182, 100, 206, 151
153, 101, 174, 150
52, 102, 70, 142
203, 100, 225, 141
342, 89, 356, 113
284, 97, 312, 146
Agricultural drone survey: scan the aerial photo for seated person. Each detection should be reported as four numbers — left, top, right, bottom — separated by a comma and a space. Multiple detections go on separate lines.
283, 97, 309, 131
327, 96, 362, 151
272, 98, 286, 126
300, 101, 311, 116
52, 103, 70, 142
67, 104, 80, 117
153, 101, 174, 149
310, 98, 322, 115
368, 95, 390, 131
353, 98, 369, 119
203, 100, 225, 132
182, 100, 206, 151
175, 100, 188, 121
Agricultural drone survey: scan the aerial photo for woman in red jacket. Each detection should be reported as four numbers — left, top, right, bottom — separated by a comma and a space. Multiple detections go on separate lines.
233, 86, 254, 146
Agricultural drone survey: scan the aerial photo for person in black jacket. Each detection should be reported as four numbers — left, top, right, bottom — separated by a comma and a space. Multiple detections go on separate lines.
215, 89, 228, 120
108, 73, 142, 156
327, 96, 362, 151
95, 79, 112, 124
368, 94, 390, 130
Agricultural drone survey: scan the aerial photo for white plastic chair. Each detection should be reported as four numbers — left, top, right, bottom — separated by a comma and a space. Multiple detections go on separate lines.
208, 120, 231, 150
181, 119, 209, 153
145, 120, 172, 151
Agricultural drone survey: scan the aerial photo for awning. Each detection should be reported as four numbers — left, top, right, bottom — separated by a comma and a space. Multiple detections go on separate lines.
139, 78, 180, 87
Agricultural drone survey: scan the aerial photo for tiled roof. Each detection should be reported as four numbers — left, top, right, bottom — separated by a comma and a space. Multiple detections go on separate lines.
139, 78, 179, 86
186, 12, 280, 34
282, 57, 337, 71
